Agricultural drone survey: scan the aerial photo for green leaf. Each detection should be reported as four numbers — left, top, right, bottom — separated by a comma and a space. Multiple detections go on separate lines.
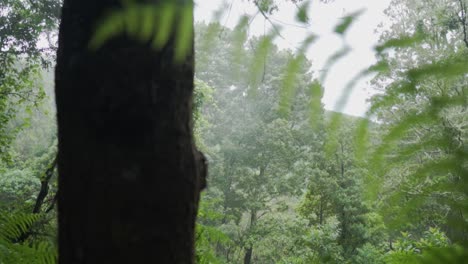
354, 118, 369, 161
247, 32, 275, 95
125, 5, 140, 38
309, 81, 324, 129
319, 45, 350, 82
334, 9, 364, 35
89, 9, 125, 50
374, 33, 425, 54
152, 4, 176, 49
296, 1, 310, 23
174, 3, 193, 62
138, 6, 158, 42
279, 54, 305, 116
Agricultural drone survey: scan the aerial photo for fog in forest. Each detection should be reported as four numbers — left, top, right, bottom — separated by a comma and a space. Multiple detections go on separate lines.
1, 0, 467, 263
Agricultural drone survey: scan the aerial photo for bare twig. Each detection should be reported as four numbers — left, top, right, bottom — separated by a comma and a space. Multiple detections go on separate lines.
457, 0, 468, 48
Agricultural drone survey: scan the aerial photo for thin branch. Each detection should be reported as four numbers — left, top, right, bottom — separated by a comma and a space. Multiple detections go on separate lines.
457, 0, 468, 48
45, 191, 58, 213
15, 155, 57, 243
33, 155, 57, 214
253, 2, 287, 42
218, 0, 236, 38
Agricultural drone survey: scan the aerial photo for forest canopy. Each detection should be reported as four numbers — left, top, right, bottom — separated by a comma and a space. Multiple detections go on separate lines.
0, 0, 467, 263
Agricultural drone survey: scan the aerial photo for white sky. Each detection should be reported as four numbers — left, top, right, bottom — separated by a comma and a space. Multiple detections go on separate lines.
195, 0, 392, 117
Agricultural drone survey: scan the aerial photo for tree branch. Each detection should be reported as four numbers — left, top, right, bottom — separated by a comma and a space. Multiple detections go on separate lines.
32, 155, 58, 214
457, 0, 468, 48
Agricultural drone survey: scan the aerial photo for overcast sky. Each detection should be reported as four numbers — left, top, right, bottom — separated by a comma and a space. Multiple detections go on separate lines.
194, 0, 392, 116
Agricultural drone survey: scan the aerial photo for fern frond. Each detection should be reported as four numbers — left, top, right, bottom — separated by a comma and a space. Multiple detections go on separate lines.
0, 212, 40, 242
0, 212, 57, 264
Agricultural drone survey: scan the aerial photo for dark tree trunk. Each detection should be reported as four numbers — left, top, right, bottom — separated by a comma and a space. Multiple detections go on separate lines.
243, 209, 257, 264
15, 156, 57, 243
243, 247, 253, 264
33, 156, 57, 214
318, 197, 323, 225
55, 0, 204, 263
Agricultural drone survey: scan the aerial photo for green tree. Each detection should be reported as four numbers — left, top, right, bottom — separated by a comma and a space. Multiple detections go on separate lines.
0, 0, 60, 161
299, 118, 381, 263
368, 0, 468, 247
195, 22, 329, 263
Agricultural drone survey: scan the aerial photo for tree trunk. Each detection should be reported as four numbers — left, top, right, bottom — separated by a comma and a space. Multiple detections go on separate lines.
243, 247, 253, 264
33, 156, 57, 214
55, 1, 204, 263
319, 197, 323, 225
243, 209, 257, 264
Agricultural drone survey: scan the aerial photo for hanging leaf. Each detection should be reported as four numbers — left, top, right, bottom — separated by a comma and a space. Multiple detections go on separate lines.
175, 3, 194, 62
247, 32, 275, 96
279, 33, 317, 116
89, 2, 194, 62
374, 33, 425, 54
278, 54, 305, 116
334, 9, 364, 35
296, 1, 310, 23
89, 10, 125, 50
152, 4, 176, 49
309, 81, 324, 129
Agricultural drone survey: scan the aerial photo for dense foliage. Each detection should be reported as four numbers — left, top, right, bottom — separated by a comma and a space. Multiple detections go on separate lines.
0, 0, 467, 263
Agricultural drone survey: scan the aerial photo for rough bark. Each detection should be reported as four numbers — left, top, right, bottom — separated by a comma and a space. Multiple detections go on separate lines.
55, 0, 204, 263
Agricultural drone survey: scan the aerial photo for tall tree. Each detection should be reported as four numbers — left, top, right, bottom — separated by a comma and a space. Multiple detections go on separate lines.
370, 0, 468, 245
0, 0, 60, 161
194, 23, 325, 263
55, 0, 205, 263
